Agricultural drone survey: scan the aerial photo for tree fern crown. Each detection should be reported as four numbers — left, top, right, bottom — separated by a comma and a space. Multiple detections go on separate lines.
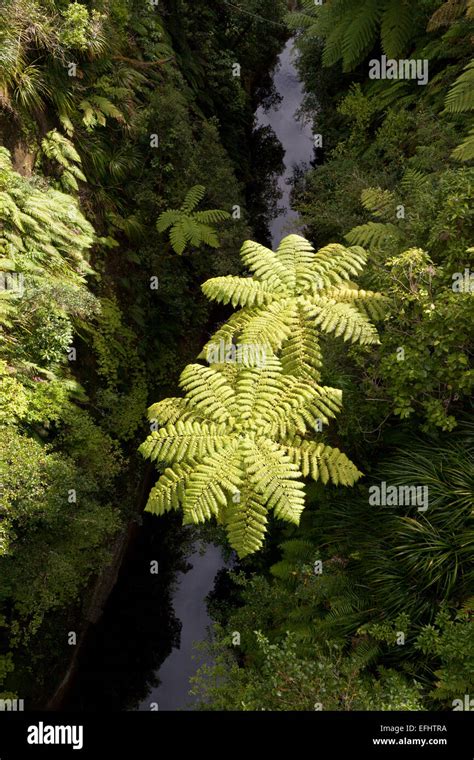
201, 235, 384, 382
140, 354, 362, 557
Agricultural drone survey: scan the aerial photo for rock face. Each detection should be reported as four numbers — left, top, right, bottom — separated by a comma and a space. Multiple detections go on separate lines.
0, 115, 35, 175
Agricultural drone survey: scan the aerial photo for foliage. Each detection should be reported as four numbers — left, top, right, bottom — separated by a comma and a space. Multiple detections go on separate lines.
287, 0, 427, 71
192, 0, 474, 713
140, 350, 362, 557
416, 602, 474, 705
0, 0, 106, 115
191, 630, 423, 711
156, 185, 231, 255
201, 234, 383, 382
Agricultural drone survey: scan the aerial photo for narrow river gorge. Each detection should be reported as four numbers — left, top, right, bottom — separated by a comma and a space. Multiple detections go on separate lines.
63, 37, 314, 713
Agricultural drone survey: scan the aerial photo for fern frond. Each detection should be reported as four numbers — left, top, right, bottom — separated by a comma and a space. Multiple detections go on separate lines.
361, 187, 396, 218
202, 276, 277, 308
139, 421, 232, 463
146, 462, 195, 515
280, 310, 323, 382
321, 287, 388, 321
180, 216, 202, 247
196, 223, 220, 248
169, 222, 188, 255
89, 95, 124, 121
199, 310, 256, 363
232, 357, 284, 427
312, 243, 367, 286
239, 299, 297, 352
313, 300, 381, 344
179, 364, 236, 423
381, 0, 414, 58
322, 14, 352, 68
275, 234, 316, 290
156, 210, 181, 232
181, 184, 206, 213
147, 397, 208, 426
445, 60, 474, 113
400, 168, 430, 194
240, 239, 291, 293
342, 0, 381, 71
345, 222, 399, 249
183, 442, 242, 523
451, 126, 474, 161
225, 488, 269, 557
194, 209, 230, 224
283, 439, 363, 486
244, 438, 305, 524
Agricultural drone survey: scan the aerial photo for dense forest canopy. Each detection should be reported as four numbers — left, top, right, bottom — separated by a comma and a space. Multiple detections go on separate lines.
0, 0, 472, 714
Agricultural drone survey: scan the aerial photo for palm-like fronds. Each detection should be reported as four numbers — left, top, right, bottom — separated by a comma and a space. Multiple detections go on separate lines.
157, 185, 230, 255
201, 235, 384, 382
287, 0, 418, 71
140, 355, 362, 557
41, 130, 86, 192
0, 147, 94, 283
324, 428, 474, 622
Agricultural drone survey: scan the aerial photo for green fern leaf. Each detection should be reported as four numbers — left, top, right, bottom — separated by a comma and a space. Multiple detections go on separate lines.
202, 276, 276, 308
445, 60, 474, 113
451, 126, 474, 161
381, 0, 414, 58
146, 462, 195, 515
181, 184, 206, 213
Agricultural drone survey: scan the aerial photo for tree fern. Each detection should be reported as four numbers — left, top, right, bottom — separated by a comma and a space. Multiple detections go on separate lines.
140, 355, 362, 557
342, 0, 381, 72
288, 0, 417, 71
157, 185, 230, 255
200, 235, 384, 382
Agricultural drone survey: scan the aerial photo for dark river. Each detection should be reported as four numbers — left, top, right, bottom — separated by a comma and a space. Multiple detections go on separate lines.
63, 37, 313, 713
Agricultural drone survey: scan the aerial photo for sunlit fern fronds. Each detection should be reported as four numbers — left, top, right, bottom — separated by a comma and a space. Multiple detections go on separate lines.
41, 130, 86, 192
140, 355, 362, 557
0, 147, 94, 283
200, 235, 384, 382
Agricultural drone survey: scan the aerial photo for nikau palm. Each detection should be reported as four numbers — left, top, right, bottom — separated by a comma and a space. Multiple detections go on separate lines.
201, 235, 384, 381
140, 356, 362, 557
